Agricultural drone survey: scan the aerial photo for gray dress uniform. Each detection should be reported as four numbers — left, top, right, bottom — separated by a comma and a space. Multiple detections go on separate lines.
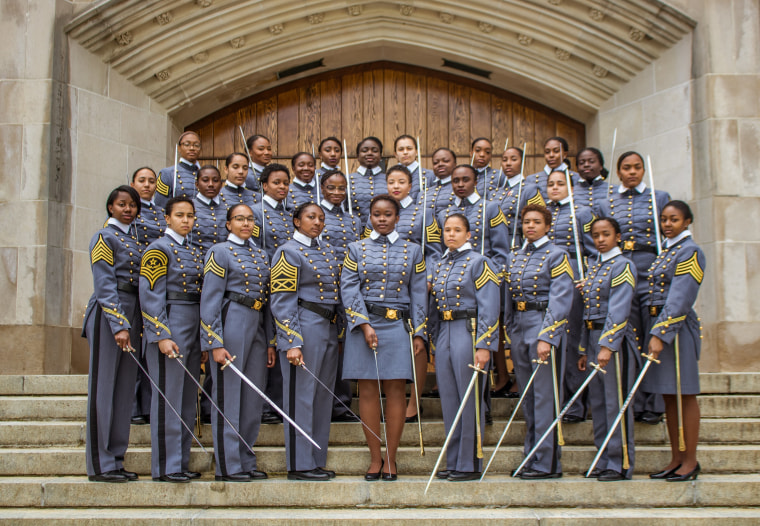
341, 231, 428, 381
405, 161, 435, 201
642, 232, 705, 395
492, 175, 545, 249
200, 235, 271, 477
220, 182, 257, 212
504, 236, 575, 474
316, 163, 339, 177
84, 219, 143, 477
192, 194, 225, 261
270, 232, 341, 472
528, 164, 580, 198
245, 163, 265, 193
547, 198, 597, 420
575, 176, 611, 216
420, 176, 456, 218
288, 178, 318, 209
431, 244, 501, 473
347, 166, 386, 221
139, 228, 203, 478
600, 183, 670, 415
476, 166, 505, 196
580, 248, 638, 478
155, 160, 200, 208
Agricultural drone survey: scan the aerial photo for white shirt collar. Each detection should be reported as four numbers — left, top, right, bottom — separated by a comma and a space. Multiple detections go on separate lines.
320, 199, 341, 212
180, 157, 200, 169
552, 195, 572, 205
369, 230, 399, 243
665, 229, 692, 248
507, 174, 524, 187
195, 192, 220, 205
618, 181, 647, 194
407, 160, 419, 173
293, 230, 318, 247
107, 217, 132, 234
228, 233, 258, 248
165, 227, 185, 245
263, 194, 282, 208
225, 181, 245, 190
600, 246, 622, 262
522, 235, 550, 250
455, 191, 481, 206
437, 176, 452, 185
361, 166, 378, 176
442, 241, 473, 258
320, 162, 334, 171
399, 195, 414, 208
140, 198, 156, 207
251, 162, 266, 173
544, 162, 568, 175
293, 177, 315, 188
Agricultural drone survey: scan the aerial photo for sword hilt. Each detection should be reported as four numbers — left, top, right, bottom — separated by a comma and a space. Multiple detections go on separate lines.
531, 358, 548, 365
641, 352, 661, 364
468, 363, 487, 374
590, 362, 607, 374
169, 352, 184, 359
220, 355, 237, 370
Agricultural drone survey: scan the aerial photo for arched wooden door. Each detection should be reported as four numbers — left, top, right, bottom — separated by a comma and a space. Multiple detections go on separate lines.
188, 61, 585, 175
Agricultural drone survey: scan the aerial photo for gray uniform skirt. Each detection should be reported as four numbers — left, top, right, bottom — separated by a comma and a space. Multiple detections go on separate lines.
641, 312, 701, 395
342, 312, 413, 381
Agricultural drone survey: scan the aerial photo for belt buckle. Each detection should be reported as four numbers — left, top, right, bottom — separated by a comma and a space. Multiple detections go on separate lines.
517, 301, 526, 312
385, 308, 398, 320
623, 240, 635, 251
649, 306, 658, 316
253, 299, 262, 311
442, 310, 453, 321
585, 320, 593, 330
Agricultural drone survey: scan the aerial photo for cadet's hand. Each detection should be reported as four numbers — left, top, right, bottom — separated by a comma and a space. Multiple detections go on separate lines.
575, 279, 586, 291
577, 354, 587, 372
537, 340, 551, 362
266, 347, 276, 368
360, 323, 378, 351
213, 347, 233, 364
200, 351, 208, 365
598, 347, 613, 368
286, 348, 303, 366
413, 336, 425, 356
475, 349, 491, 370
158, 339, 180, 358
114, 329, 131, 351
648, 336, 664, 359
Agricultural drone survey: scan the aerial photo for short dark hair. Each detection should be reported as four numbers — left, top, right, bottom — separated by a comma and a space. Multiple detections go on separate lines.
394, 134, 416, 150
662, 200, 694, 222
544, 136, 570, 153
318, 136, 342, 152
577, 147, 609, 179
199, 165, 220, 177
471, 137, 492, 150
521, 203, 552, 226
433, 147, 457, 162
548, 169, 574, 186
245, 134, 270, 151
177, 131, 200, 145
106, 185, 141, 217
319, 169, 346, 187
453, 164, 478, 179
292, 202, 323, 227
225, 152, 248, 167
260, 163, 290, 185
291, 152, 314, 169
385, 164, 412, 184
370, 194, 400, 216
504, 147, 524, 159
226, 203, 253, 222
131, 166, 156, 182
356, 136, 383, 156
616, 151, 645, 172
444, 213, 470, 232
165, 196, 195, 216
590, 216, 621, 236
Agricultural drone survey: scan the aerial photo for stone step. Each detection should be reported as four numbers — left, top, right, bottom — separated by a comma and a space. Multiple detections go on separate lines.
2, 417, 759, 448
2, 475, 759, 509
2, 507, 760, 525
2, 393, 758, 421
0, 444, 756, 477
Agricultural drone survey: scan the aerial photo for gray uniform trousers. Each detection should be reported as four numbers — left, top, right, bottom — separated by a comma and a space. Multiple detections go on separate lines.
563, 287, 588, 419
84, 293, 140, 476
510, 310, 565, 474
147, 303, 201, 477
332, 312, 354, 418
280, 309, 338, 471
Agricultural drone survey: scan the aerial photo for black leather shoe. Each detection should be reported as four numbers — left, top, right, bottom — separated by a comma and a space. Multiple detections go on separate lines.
485, 410, 493, 426
153, 473, 190, 483
131, 415, 149, 425
587, 468, 602, 478
365, 460, 383, 481
436, 470, 452, 480
562, 415, 585, 424
490, 380, 513, 398
200, 415, 211, 425
317, 467, 336, 479
382, 461, 398, 481
649, 465, 681, 479
215, 472, 252, 482
183, 471, 201, 479
405, 413, 419, 423
261, 413, 282, 424
639, 411, 664, 425
331, 413, 360, 423
288, 469, 330, 481
447, 471, 481, 481
249, 470, 268, 479
666, 463, 700, 482
519, 469, 562, 480
119, 468, 138, 481
598, 469, 626, 481
89, 470, 128, 483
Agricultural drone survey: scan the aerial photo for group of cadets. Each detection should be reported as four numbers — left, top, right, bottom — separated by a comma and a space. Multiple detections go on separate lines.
84, 130, 705, 485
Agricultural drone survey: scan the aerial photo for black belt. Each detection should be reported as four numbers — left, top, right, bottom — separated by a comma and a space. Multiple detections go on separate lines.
117, 281, 138, 294
649, 305, 663, 317
438, 308, 477, 321
225, 291, 264, 310
513, 300, 548, 312
167, 291, 201, 303
585, 320, 605, 330
298, 299, 337, 323
621, 240, 658, 254
365, 302, 409, 321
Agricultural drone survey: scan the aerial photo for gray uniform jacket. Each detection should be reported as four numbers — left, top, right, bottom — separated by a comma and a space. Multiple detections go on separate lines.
492, 177, 545, 248
575, 177, 611, 216
192, 195, 225, 261
252, 196, 295, 261
347, 166, 386, 221
420, 178, 456, 218
528, 164, 579, 198
220, 182, 257, 212
155, 160, 200, 208
135, 199, 166, 247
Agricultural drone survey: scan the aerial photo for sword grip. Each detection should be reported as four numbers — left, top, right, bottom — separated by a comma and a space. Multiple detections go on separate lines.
641, 352, 661, 364
220, 355, 237, 370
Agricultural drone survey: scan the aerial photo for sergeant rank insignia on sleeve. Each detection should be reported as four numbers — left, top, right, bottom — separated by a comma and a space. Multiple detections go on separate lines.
91, 234, 114, 266
675, 251, 704, 284
551, 254, 574, 279
271, 252, 298, 293
475, 261, 501, 289
204, 252, 226, 279
140, 249, 168, 289
611, 263, 636, 289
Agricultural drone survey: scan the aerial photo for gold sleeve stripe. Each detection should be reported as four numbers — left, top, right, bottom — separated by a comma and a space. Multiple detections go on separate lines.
652, 314, 686, 331
201, 321, 223, 345
414, 321, 426, 334
489, 209, 507, 228
426, 221, 441, 243
361, 226, 371, 239
600, 321, 627, 341
343, 253, 358, 272
415, 259, 426, 274
275, 319, 302, 341
583, 216, 595, 233
156, 176, 170, 197
270, 252, 298, 293
527, 193, 545, 207
475, 261, 501, 290
675, 251, 704, 284
475, 323, 499, 345
91, 235, 114, 266
204, 253, 226, 279
538, 319, 567, 336
252, 224, 261, 238
101, 306, 127, 322
140, 249, 168, 290
345, 308, 369, 321
551, 254, 574, 279
611, 264, 635, 289
142, 311, 171, 335
503, 325, 511, 345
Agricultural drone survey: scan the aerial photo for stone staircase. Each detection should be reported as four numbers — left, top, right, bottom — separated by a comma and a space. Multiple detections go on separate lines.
1, 373, 759, 524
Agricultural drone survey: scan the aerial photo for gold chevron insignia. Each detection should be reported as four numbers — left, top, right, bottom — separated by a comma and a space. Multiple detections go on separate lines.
415, 259, 426, 274
675, 251, 704, 284
426, 221, 441, 243
140, 249, 168, 290
361, 226, 372, 239
343, 253, 358, 272
271, 252, 298, 293
91, 235, 114, 266
611, 263, 635, 289
527, 193, 545, 206
490, 209, 507, 228
252, 224, 260, 238
583, 216, 595, 233
156, 176, 170, 197
204, 253, 226, 279
475, 261, 501, 289
551, 254, 574, 279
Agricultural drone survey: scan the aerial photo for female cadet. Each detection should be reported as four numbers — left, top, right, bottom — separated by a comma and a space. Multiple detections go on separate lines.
470, 137, 503, 195
220, 153, 257, 210
316, 137, 342, 176
341, 195, 428, 481
244, 134, 272, 191
155, 131, 202, 208
131, 167, 166, 247
528, 136, 579, 197
394, 134, 434, 200
643, 201, 705, 482
423, 147, 457, 218
575, 147, 611, 215
270, 203, 341, 481
200, 204, 273, 482
578, 217, 637, 481
545, 170, 597, 423
140, 196, 204, 483
192, 165, 225, 261
347, 136, 386, 221
289, 152, 318, 208
431, 214, 501, 480
504, 204, 574, 479
600, 151, 670, 424
84, 185, 142, 483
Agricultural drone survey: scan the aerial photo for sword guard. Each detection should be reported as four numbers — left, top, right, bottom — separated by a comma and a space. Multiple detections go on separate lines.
220, 355, 237, 370
641, 352, 661, 364
468, 363, 487, 374
170, 352, 183, 359
532, 358, 548, 365
590, 362, 607, 374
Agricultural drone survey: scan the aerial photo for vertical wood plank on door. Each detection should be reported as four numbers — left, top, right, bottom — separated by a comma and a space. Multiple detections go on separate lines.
320, 77, 342, 141
277, 89, 299, 161
383, 69, 405, 154
213, 112, 237, 159
426, 76, 449, 155
469, 88, 492, 148
196, 122, 214, 158
405, 72, 426, 166
237, 106, 257, 152
512, 103, 537, 174
341, 72, 363, 170
256, 95, 278, 156
491, 95, 512, 154
299, 82, 321, 153
363, 69, 383, 139
448, 83, 469, 157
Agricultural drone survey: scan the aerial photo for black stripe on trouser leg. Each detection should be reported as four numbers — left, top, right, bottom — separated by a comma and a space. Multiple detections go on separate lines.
288, 364, 297, 470
216, 361, 227, 476
550, 346, 562, 475
158, 351, 167, 477
88, 307, 102, 475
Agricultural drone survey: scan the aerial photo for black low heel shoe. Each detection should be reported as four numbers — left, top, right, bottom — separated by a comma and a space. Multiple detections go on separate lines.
666, 463, 700, 482
382, 462, 398, 481
364, 460, 383, 481
649, 465, 681, 479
